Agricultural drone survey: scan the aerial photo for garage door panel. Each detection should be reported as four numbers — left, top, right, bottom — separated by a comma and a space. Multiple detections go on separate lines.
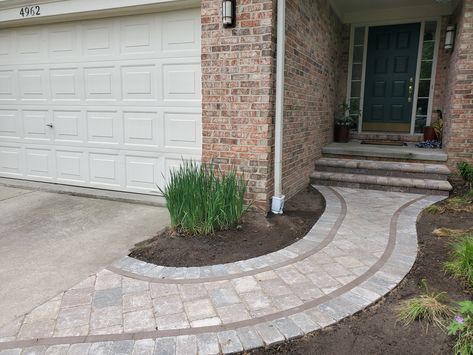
0, 110, 21, 139
82, 20, 118, 58
0, 31, 13, 59
163, 63, 201, 103
161, 9, 200, 54
23, 110, 51, 142
121, 65, 157, 101
17, 29, 46, 62
84, 66, 120, 101
56, 150, 87, 183
0, 9, 201, 195
87, 111, 121, 145
50, 67, 82, 101
26, 148, 54, 179
125, 155, 160, 191
48, 24, 80, 59
123, 111, 159, 147
0, 146, 23, 176
89, 153, 122, 187
0, 70, 17, 101
19, 69, 49, 101
120, 15, 157, 55
164, 112, 201, 149
53, 110, 85, 144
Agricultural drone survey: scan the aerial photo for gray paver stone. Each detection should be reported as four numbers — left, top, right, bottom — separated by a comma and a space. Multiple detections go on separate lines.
236, 326, 264, 351
93, 288, 122, 308
154, 337, 175, 355
175, 335, 197, 355
254, 322, 285, 346
111, 341, 134, 355
217, 330, 243, 354
272, 318, 303, 340
196, 333, 220, 355
44, 345, 69, 355
66, 344, 91, 355
132, 339, 155, 355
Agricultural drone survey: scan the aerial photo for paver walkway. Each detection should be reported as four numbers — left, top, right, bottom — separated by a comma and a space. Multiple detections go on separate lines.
0, 186, 444, 355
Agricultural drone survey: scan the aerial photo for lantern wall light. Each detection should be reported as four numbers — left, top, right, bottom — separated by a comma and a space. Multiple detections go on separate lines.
222, 0, 236, 28
445, 25, 456, 50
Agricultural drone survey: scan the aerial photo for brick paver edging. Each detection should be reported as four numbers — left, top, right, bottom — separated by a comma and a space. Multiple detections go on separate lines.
0, 187, 444, 354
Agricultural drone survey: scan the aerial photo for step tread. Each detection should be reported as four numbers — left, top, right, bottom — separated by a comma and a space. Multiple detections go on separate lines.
315, 157, 451, 174
310, 171, 453, 191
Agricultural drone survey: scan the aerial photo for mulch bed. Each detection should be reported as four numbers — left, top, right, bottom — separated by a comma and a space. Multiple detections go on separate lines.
250, 182, 473, 355
129, 186, 325, 267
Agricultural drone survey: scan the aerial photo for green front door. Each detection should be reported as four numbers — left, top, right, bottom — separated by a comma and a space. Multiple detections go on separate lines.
362, 23, 421, 133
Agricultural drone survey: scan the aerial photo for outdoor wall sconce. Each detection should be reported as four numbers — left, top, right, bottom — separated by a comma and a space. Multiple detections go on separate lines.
222, 0, 236, 28
445, 25, 456, 50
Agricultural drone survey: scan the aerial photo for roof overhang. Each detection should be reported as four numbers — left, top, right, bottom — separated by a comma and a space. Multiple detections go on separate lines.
329, 0, 460, 23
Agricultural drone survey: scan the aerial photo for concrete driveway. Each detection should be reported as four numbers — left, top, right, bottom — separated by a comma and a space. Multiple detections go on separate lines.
0, 186, 169, 328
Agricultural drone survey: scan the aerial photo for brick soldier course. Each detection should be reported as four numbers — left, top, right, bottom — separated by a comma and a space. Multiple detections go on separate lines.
0, 186, 444, 354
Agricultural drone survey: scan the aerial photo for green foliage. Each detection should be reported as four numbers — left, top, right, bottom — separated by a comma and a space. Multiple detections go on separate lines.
426, 204, 441, 214
335, 101, 361, 126
432, 118, 443, 141
458, 162, 473, 189
398, 279, 454, 330
448, 301, 473, 355
444, 236, 473, 290
159, 161, 249, 235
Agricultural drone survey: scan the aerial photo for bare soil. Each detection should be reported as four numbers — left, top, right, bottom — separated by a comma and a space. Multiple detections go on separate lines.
129, 187, 325, 267
250, 185, 473, 355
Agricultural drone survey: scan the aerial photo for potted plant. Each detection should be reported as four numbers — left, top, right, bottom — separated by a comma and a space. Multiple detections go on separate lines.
334, 102, 360, 143
432, 109, 444, 142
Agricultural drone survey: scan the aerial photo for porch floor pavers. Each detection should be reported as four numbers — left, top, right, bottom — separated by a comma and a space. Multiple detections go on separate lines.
0, 186, 444, 355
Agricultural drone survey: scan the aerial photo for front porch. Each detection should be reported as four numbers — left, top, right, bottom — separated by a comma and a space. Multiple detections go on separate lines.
330, 0, 460, 138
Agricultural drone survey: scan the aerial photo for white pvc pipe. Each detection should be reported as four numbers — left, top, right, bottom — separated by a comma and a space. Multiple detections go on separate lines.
273, 0, 285, 203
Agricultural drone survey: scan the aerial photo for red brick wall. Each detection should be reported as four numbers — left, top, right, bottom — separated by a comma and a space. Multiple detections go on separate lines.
442, 0, 473, 168
201, 0, 276, 210
281, 0, 345, 199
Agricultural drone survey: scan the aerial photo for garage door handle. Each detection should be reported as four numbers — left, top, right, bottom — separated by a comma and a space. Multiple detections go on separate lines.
46, 123, 53, 128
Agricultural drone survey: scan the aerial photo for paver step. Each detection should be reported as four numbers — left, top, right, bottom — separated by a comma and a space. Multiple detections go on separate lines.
309, 171, 452, 196
322, 142, 448, 162
315, 158, 450, 180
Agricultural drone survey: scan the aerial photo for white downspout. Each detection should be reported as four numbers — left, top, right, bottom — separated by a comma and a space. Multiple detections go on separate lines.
271, 0, 286, 214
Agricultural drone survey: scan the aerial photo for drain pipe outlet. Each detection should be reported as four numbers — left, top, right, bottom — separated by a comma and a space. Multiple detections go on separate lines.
271, 0, 286, 215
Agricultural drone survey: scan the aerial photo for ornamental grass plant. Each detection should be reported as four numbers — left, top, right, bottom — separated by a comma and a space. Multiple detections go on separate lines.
159, 161, 248, 235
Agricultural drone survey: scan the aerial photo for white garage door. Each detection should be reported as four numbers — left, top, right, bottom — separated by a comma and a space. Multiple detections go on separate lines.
0, 8, 202, 195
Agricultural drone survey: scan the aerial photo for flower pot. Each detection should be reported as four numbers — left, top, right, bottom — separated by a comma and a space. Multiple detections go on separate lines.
334, 125, 350, 143
423, 126, 436, 141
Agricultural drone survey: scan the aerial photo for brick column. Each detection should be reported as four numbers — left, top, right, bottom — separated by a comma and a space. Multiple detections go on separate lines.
443, 0, 473, 167
201, 0, 276, 210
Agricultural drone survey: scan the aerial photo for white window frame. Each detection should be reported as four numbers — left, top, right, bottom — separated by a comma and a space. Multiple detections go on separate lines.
346, 17, 442, 135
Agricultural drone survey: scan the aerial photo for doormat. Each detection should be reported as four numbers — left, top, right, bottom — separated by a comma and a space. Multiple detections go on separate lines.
361, 140, 407, 146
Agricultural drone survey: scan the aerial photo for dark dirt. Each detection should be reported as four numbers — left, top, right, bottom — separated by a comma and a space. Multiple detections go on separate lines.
250, 190, 473, 355
129, 187, 325, 267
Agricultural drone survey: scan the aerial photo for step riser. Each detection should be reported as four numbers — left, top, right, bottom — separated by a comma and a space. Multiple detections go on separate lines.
311, 179, 450, 196
322, 153, 446, 164
315, 166, 448, 181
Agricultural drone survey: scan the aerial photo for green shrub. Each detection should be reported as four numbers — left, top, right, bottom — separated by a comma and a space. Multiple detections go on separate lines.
448, 301, 473, 355
159, 161, 248, 235
398, 279, 454, 330
444, 236, 473, 289
458, 162, 473, 189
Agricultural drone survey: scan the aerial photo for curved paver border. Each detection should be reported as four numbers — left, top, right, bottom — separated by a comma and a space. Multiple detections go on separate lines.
0, 187, 445, 354
107, 186, 346, 283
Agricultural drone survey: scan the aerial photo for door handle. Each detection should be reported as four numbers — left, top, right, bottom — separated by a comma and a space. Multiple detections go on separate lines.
46, 123, 53, 128
408, 77, 414, 103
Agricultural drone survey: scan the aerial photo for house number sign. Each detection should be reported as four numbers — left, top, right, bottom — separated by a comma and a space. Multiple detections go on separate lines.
19, 5, 41, 17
